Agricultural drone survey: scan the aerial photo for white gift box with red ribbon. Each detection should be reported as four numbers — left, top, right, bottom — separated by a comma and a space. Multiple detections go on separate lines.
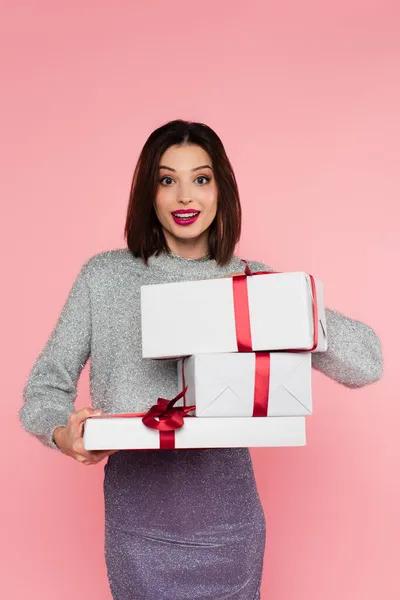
141, 271, 327, 359
177, 352, 312, 418
83, 414, 306, 450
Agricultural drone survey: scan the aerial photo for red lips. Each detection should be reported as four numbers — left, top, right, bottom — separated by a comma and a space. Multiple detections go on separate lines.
171, 209, 201, 226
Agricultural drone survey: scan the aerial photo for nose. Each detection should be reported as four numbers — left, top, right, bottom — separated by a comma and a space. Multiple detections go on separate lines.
177, 180, 193, 204
178, 196, 193, 205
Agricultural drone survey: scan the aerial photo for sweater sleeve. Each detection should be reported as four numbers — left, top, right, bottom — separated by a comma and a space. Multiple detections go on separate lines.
19, 260, 92, 450
247, 260, 383, 389
311, 308, 383, 388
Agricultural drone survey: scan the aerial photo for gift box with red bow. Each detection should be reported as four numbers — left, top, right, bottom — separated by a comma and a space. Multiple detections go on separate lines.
177, 352, 312, 418
83, 389, 306, 451
141, 267, 327, 359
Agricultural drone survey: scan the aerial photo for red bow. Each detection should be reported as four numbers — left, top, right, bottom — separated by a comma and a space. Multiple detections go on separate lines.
141, 388, 195, 449
142, 388, 194, 430
99, 389, 194, 449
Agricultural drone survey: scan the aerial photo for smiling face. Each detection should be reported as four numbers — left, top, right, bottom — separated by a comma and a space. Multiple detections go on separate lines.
154, 143, 218, 257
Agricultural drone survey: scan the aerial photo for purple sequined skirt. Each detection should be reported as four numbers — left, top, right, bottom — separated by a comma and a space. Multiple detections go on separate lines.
104, 448, 266, 600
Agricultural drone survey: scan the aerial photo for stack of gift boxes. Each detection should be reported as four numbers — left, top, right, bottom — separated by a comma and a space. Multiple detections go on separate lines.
84, 267, 328, 451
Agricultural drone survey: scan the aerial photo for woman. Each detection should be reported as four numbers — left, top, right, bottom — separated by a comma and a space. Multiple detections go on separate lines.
20, 119, 383, 600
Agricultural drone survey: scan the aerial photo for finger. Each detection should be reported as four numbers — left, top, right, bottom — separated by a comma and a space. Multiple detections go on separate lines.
81, 449, 118, 465
220, 271, 245, 279
73, 437, 95, 460
88, 449, 117, 462
100, 449, 118, 460
74, 455, 90, 466
75, 452, 99, 466
67, 409, 95, 439
77, 409, 103, 439
75, 438, 114, 459
80, 454, 107, 466
89, 449, 117, 457
75, 407, 102, 426
73, 439, 113, 464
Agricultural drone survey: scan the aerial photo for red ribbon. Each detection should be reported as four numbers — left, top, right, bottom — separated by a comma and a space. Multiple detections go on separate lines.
232, 273, 253, 352
141, 388, 195, 450
253, 352, 271, 417
180, 353, 271, 418
232, 261, 319, 353
95, 389, 195, 449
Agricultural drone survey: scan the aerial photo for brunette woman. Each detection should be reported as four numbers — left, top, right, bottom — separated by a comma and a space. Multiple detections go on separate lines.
20, 120, 383, 600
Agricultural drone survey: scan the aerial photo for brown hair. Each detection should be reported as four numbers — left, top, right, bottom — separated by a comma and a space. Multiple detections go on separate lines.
124, 119, 242, 265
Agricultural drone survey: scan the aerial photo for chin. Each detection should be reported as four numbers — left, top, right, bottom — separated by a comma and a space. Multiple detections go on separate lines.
169, 224, 207, 241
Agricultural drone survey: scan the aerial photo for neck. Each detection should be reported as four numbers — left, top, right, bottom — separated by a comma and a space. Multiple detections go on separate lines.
163, 231, 209, 259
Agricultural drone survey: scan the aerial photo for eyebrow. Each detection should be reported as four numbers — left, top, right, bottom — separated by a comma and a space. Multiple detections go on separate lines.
159, 164, 213, 172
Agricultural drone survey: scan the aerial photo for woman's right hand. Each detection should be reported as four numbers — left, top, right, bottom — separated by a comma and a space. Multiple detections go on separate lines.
53, 407, 117, 465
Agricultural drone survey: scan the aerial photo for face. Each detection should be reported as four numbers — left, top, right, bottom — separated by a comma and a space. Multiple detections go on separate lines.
154, 144, 218, 256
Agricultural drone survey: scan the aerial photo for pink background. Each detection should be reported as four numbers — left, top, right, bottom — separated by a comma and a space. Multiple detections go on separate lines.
2, 1, 398, 598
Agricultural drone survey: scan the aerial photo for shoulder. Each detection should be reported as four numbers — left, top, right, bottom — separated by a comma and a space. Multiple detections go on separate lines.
230, 255, 274, 273
81, 248, 146, 279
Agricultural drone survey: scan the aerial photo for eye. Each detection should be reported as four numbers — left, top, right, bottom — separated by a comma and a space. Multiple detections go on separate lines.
195, 175, 211, 185
159, 176, 174, 186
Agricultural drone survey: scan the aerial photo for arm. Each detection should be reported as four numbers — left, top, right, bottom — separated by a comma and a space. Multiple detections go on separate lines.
19, 260, 92, 450
247, 260, 383, 389
312, 308, 383, 388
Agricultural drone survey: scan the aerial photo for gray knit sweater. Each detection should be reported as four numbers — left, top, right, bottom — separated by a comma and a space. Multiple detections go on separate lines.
19, 249, 383, 450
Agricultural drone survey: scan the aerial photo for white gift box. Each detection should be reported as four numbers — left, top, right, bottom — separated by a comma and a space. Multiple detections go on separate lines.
141, 272, 327, 359
83, 415, 306, 450
177, 353, 312, 417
